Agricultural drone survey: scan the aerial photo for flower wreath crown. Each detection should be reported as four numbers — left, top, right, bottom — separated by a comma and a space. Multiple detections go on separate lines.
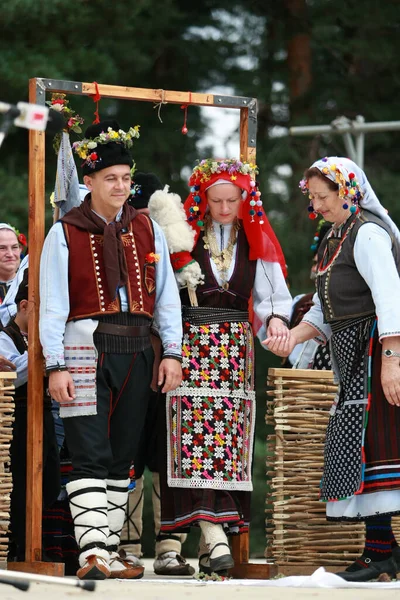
191, 158, 259, 182
72, 126, 140, 169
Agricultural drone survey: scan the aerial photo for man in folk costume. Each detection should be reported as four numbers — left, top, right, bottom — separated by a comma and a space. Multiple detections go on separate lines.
39, 119, 183, 580
149, 158, 292, 574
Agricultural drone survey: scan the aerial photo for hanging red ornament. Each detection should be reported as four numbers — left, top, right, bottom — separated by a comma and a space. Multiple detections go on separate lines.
180, 91, 192, 136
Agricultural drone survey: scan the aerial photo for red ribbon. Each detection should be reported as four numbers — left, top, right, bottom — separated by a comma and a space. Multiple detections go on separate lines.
90, 81, 101, 124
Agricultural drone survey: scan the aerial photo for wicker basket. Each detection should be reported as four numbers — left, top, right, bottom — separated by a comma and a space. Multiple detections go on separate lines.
265, 367, 381, 573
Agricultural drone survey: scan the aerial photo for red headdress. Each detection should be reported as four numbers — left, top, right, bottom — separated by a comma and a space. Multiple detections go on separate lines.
170, 158, 287, 278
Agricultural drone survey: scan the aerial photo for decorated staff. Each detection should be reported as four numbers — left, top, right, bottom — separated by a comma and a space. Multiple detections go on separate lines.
268, 156, 400, 582
150, 157, 292, 576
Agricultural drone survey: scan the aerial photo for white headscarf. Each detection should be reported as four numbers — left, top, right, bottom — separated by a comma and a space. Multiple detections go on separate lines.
309, 156, 400, 243
0, 223, 17, 234
205, 178, 248, 200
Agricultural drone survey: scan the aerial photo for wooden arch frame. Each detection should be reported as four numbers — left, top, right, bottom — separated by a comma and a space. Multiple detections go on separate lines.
12, 77, 274, 578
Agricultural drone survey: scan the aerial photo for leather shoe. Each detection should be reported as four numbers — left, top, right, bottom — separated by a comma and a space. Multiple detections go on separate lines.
336, 556, 398, 582
209, 542, 234, 573
76, 554, 110, 580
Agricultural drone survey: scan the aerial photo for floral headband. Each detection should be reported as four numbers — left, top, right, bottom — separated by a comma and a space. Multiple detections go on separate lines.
187, 158, 262, 227
299, 157, 364, 219
72, 125, 140, 169
0, 224, 27, 247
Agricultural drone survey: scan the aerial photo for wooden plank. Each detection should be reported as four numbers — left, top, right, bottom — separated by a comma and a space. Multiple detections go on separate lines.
78, 83, 215, 106
25, 78, 45, 563
7, 561, 65, 577
268, 368, 334, 380
229, 562, 278, 579
0, 373, 16, 379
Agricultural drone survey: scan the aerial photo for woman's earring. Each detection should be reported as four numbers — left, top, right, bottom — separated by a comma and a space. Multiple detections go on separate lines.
308, 204, 317, 220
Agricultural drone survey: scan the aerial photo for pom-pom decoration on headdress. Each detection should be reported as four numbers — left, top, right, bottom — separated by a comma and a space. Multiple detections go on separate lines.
72, 125, 140, 170
299, 157, 364, 217
187, 158, 261, 229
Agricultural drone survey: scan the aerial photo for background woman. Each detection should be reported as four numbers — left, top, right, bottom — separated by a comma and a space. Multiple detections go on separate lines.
153, 158, 292, 575
268, 156, 400, 582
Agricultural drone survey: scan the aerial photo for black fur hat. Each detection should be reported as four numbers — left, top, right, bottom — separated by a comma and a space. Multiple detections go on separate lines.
80, 119, 134, 176
128, 172, 163, 209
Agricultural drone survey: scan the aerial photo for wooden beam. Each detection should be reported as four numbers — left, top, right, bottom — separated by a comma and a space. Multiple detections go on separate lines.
25, 77, 46, 563
268, 368, 334, 380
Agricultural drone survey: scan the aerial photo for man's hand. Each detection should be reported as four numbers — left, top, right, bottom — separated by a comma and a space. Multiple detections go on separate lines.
49, 370, 76, 404
158, 358, 182, 393
0, 354, 16, 371
381, 358, 400, 407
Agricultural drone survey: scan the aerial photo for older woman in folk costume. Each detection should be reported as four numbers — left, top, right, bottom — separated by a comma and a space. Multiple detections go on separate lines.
151, 158, 292, 575
268, 156, 400, 582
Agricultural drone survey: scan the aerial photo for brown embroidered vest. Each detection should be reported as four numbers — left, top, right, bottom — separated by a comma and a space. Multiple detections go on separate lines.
63, 214, 156, 321
317, 209, 400, 323
180, 224, 257, 310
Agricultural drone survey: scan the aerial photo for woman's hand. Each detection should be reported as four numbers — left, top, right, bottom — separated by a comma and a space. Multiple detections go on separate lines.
381, 357, 400, 407
263, 318, 291, 356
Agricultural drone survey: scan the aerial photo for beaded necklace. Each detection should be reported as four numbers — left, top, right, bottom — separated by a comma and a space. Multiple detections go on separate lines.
203, 217, 239, 290
317, 216, 357, 276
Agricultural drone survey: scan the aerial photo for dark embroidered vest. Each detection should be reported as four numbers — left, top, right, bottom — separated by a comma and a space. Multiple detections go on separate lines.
317, 209, 400, 323
180, 224, 257, 310
63, 214, 156, 322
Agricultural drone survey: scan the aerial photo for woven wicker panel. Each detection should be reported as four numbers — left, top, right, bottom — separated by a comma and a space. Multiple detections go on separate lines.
0, 373, 15, 562
265, 368, 400, 567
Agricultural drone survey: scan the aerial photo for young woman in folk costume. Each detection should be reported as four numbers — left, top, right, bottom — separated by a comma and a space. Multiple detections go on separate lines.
150, 158, 292, 575
268, 157, 400, 582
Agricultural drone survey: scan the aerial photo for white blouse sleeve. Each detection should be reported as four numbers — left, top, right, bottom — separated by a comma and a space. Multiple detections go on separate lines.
252, 260, 292, 326
302, 291, 332, 343
354, 222, 400, 339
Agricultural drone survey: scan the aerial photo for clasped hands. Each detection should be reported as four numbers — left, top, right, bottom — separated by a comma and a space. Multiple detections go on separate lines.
262, 317, 296, 356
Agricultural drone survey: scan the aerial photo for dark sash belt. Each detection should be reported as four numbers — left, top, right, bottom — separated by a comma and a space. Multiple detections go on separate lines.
95, 323, 151, 337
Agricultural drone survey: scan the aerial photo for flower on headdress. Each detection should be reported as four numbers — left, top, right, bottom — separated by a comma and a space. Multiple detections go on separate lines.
46, 93, 84, 154
145, 252, 160, 264
18, 233, 27, 247
190, 158, 259, 183
72, 126, 140, 167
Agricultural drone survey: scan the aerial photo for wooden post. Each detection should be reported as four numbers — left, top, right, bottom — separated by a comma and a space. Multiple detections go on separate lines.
8, 79, 64, 576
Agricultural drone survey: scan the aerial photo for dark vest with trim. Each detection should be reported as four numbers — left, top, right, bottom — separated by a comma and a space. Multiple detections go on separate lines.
180, 224, 257, 311
63, 214, 156, 322
317, 209, 400, 323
